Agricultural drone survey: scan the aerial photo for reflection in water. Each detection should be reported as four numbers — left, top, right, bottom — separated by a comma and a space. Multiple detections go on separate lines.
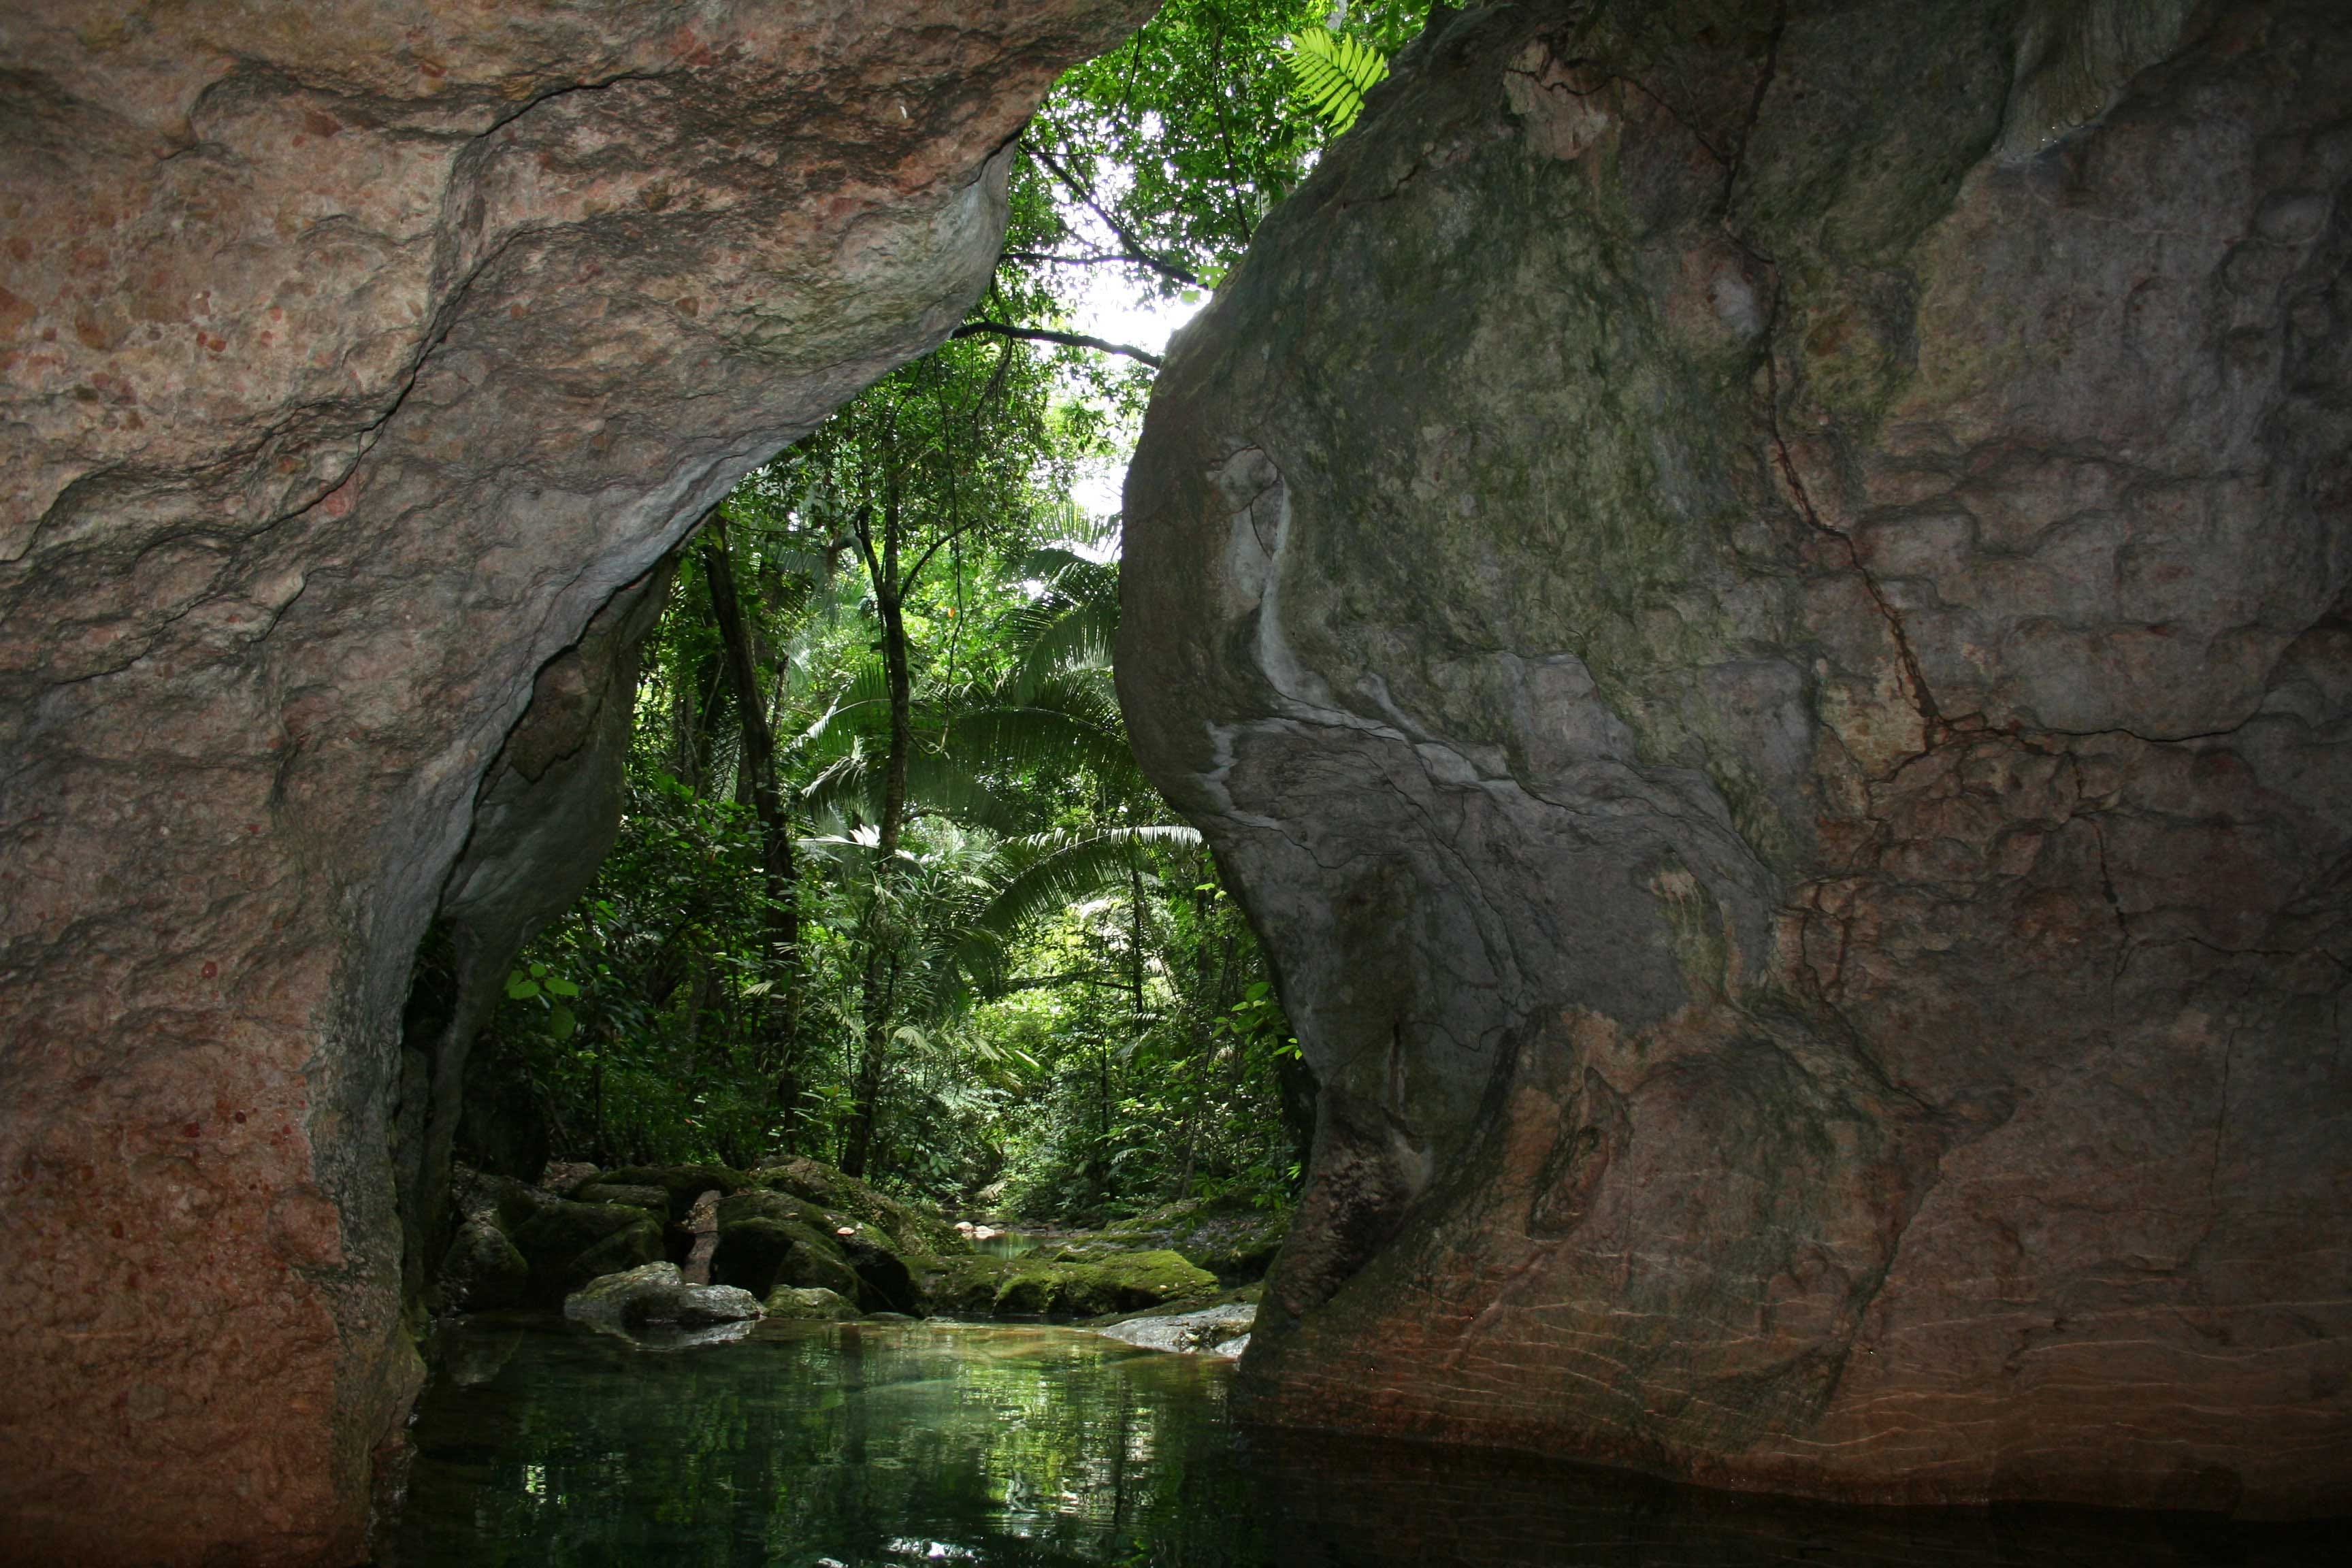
392, 1319, 2335, 1568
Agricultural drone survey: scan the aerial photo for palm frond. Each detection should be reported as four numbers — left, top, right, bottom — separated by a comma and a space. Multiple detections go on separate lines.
957, 824, 1204, 994
1013, 595, 1119, 697
903, 752, 1026, 836
944, 702, 1137, 788
798, 752, 875, 830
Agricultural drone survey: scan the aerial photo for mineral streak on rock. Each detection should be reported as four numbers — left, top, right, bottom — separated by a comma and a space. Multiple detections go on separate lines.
0, 2, 1150, 1562
1120, 0, 2352, 1518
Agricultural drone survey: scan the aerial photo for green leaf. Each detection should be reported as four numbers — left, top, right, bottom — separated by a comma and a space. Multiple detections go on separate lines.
504, 970, 541, 1001
1284, 27, 1389, 137
547, 1004, 577, 1041
544, 975, 581, 998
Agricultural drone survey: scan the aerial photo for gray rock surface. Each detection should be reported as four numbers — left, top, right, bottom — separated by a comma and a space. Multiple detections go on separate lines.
564, 1262, 763, 1332
1120, 0, 2352, 1518
393, 557, 673, 1316
1094, 1301, 1257, 1358
0, 2, 1149, 1559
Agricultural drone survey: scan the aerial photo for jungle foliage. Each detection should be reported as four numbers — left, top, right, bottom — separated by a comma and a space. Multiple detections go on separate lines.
463, 3, 1434, 1224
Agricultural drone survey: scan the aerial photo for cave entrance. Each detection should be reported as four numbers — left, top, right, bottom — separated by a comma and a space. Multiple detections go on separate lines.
395, 0, 1422, 1313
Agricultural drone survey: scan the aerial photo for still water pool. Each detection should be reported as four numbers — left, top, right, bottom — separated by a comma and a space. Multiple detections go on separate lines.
391, 1318, 2338, 1568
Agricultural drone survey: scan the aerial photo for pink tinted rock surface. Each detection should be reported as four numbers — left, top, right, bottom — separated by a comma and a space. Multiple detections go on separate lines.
1120, 0, 2351, 1519
0, 1, 1148, 1562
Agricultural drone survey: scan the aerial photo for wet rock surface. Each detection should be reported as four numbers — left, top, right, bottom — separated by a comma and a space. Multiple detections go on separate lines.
0, 1, 1149, 1559
1092, 1298, 1258, 1358
1120, 0, 2352, 1518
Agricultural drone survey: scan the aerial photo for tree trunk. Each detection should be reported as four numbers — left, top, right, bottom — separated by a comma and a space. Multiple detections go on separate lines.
843, 489, 913, 1178
701, 525, 804, 1150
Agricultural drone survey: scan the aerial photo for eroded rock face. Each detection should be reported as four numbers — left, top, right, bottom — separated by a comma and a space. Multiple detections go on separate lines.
393, 551, 672, 1321
0, 1, 1147, 1561
1122, 0, 2351, 1517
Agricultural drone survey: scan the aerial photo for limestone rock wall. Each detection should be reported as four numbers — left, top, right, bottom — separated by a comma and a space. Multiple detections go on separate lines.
1120, 0, 2352, 1516
0, 2, 1149, 1562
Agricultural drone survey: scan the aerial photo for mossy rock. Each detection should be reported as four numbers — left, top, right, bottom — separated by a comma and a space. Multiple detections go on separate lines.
715, 1188, 830, 1233
436, 1218, 527, 1313
572, 1181, 669, 1215
510, 1200, 664, 1304
710, 1217, 798, 1298
744, 1156, 968, 1256
597, 1164, 748, 1224
763, 1285, 860, 1322
777, 1235, 867, 1305
923, 1249, 1215, 1318
451, 1164, 557, 1235
1093, 1198, 1292, 1284
710, 1213, 868, 1305
715, 1188, 919, 1312
836, 1228, 917, 1315
913, 1253, 1014, 1315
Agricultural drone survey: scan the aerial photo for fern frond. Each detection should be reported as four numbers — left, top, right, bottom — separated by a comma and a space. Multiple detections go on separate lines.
1284, 27, 1389, 137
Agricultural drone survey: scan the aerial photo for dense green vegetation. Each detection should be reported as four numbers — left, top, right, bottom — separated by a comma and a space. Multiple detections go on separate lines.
463, 3, 1434, 1225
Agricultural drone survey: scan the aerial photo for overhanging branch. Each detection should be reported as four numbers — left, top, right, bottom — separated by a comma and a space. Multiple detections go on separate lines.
951, 319, 1162, 368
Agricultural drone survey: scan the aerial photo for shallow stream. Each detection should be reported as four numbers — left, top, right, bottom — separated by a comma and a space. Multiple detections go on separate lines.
391, 1318, 2336, 1567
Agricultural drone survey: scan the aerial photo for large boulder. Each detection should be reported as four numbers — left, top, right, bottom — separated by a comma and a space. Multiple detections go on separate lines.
433, 1220, 527, 1315
709, 1188, 910, 1311
508, 1200, 664, 1307
0, 1, 1149, 1558
747, 1155, 972, 1256
1121, 0, 2352, 1518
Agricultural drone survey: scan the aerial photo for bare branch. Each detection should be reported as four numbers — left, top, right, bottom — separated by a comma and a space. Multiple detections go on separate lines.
1002, 248, 1190, 273
1020, 139, 1201, 287
951, 319, 1162, 368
